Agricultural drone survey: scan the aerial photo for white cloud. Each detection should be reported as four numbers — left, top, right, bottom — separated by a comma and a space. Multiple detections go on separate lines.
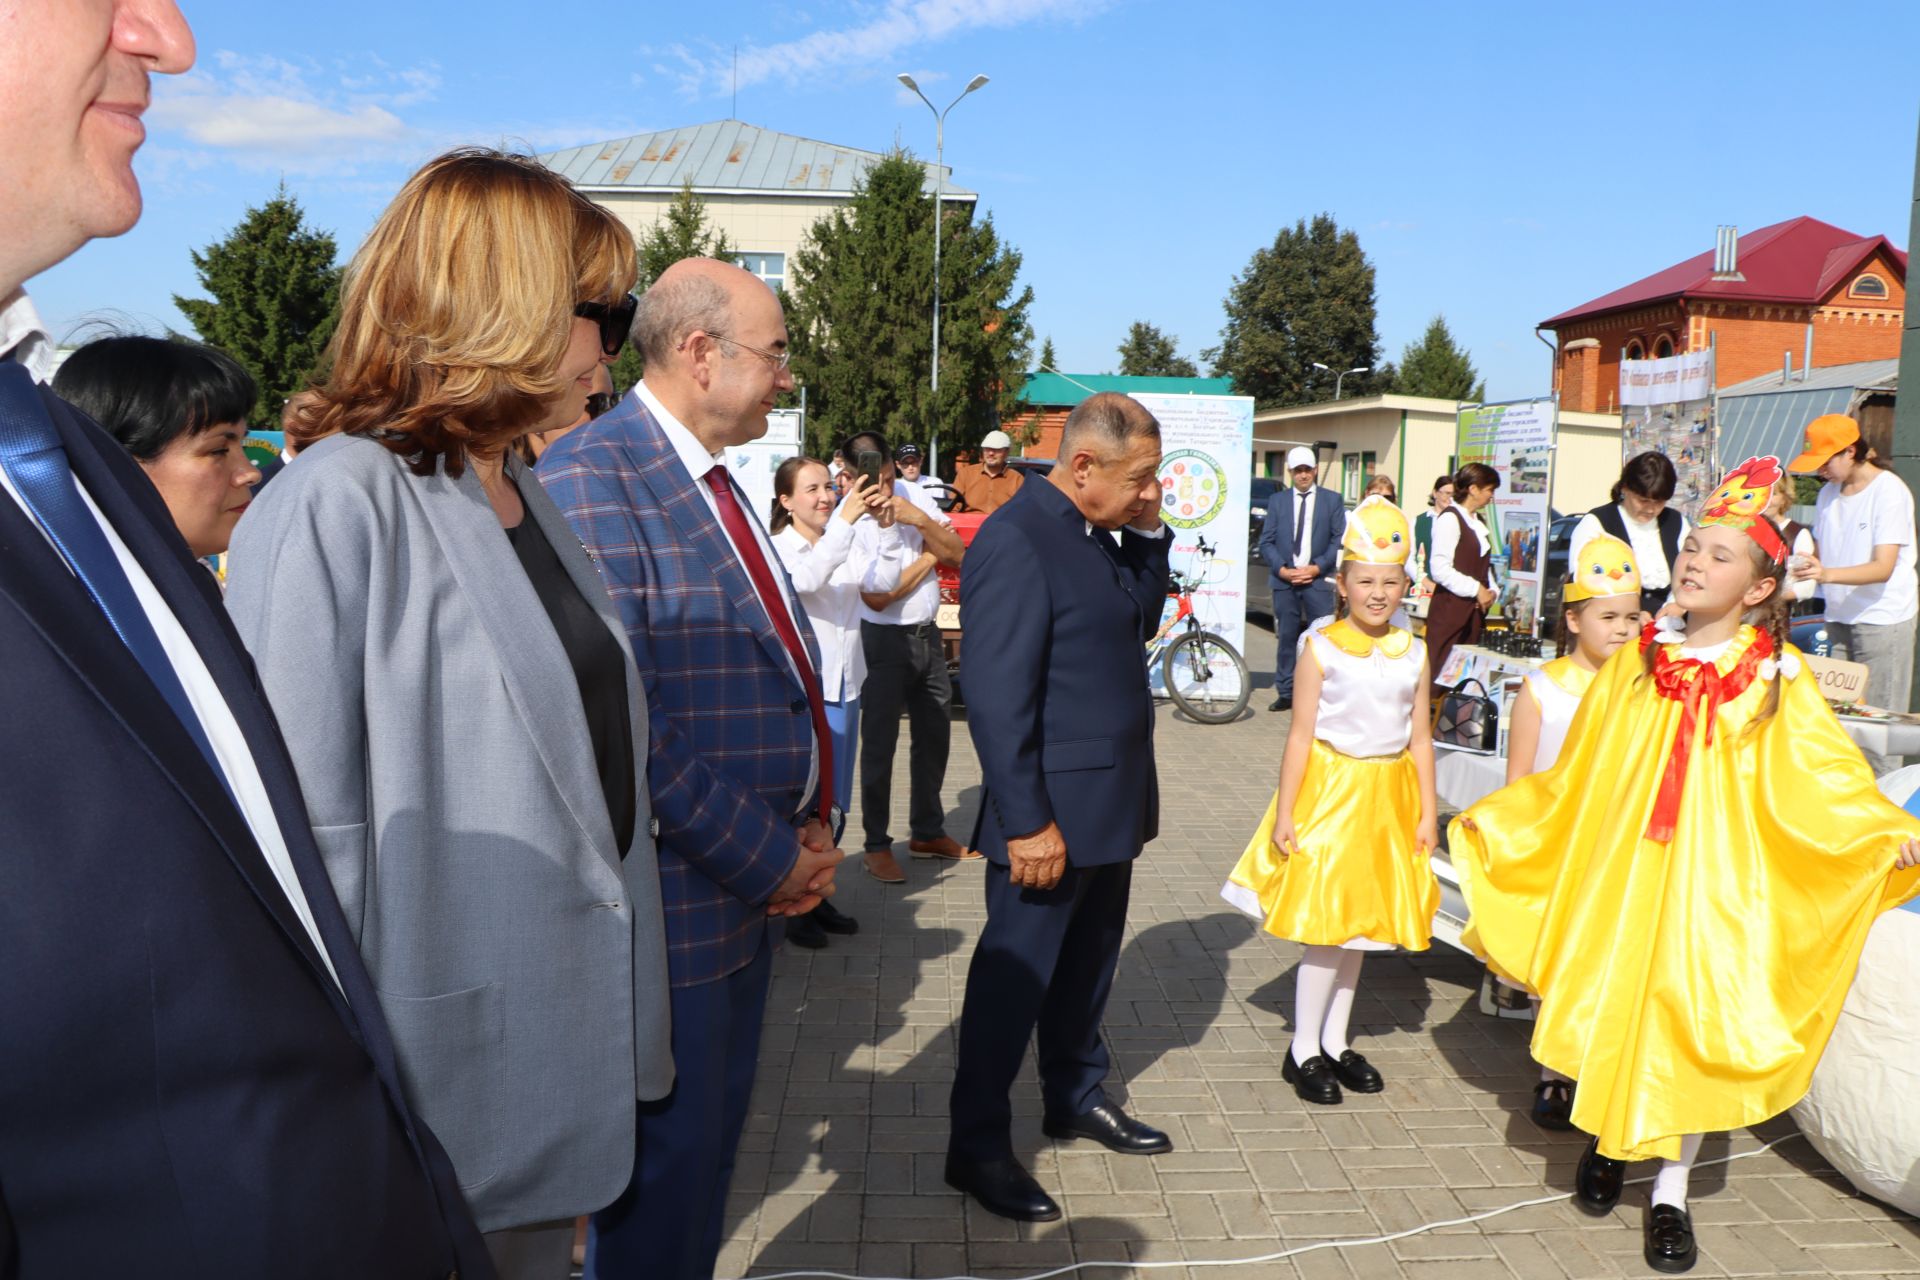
153, 95, 406, 149
665, 0, 1109, 97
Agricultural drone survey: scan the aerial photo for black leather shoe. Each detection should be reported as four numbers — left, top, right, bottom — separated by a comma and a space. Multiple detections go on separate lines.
1269, 695, 1292, 712
1043, 1102, 1173, 1155
943, 1154, 1061, 1222
785, 912, 828, 950
1331, 1049, 1383, 1093
1644, 1202, 1698, 1273
1531, 1079, 1574, 1131
1574, 1136, 1625, 1216
812, 900, 859, 935
1282, 1052, 1343, 1105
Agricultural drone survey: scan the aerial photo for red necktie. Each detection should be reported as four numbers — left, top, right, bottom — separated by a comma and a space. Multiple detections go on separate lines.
705, 465, 833, 824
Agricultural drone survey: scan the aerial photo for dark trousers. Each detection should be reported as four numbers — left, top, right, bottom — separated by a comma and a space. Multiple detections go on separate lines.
1270, 577, 1337, 696
948, 859, 1134, 1162
586, 935, 773, 1280
859, 619, 952, 851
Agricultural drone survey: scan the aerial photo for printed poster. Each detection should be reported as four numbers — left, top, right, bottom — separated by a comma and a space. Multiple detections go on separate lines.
1619, 350, 1716, 518
1454, 398, 1557, 635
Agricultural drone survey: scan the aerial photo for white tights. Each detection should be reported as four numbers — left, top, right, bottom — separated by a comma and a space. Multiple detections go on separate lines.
1651, 1133, 1705, 1209
1290, 945, 1365, 1065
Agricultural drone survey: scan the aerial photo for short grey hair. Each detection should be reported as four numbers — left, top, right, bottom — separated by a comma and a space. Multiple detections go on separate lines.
1059, 391, 1160, 459
632, 271, 733, 367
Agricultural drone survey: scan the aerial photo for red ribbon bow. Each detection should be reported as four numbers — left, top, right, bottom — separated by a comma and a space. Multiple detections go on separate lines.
1640, 621, 1771, 842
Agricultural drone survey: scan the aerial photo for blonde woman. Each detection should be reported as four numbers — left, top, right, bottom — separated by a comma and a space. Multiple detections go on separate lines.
225, 148, 671, 1277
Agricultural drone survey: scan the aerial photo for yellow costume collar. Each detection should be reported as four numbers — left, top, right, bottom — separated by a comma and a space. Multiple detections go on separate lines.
1322, 617, 1413, 658
1541, 656, 1596, 699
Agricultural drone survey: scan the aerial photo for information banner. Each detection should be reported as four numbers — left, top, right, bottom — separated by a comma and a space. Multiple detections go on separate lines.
1131, 392, 1255, 702
727, 410, 806, 523
1455, 398, 1557, 635
1619, 350, 1715, 518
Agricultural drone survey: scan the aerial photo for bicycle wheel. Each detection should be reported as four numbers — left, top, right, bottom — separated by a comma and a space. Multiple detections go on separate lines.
1162, 630, 1250, 724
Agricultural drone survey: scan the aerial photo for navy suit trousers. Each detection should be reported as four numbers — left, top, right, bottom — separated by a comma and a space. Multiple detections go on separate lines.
948, 859, 1133, 1162
1270, 577, 1336, 697
586, 935, 773, 1280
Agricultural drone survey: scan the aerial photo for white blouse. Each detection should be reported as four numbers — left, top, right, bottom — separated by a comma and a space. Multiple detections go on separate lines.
772, 521, 868, 703
1305, 626, 1426, 758
1429, 507, 1493, 597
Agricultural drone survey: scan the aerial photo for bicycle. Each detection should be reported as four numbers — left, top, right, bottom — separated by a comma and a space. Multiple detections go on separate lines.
1145, 535, 1251, 724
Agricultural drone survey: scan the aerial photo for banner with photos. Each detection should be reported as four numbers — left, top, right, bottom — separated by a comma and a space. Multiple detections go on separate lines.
1618, 350, 1716, 519
1454, 398, 1557, 636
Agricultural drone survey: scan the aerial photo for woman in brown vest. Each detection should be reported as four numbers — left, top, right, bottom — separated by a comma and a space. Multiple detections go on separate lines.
1425, 462, 1500, 690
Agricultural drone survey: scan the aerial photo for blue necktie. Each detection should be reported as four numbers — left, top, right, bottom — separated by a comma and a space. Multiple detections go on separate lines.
0, 362, 229, 785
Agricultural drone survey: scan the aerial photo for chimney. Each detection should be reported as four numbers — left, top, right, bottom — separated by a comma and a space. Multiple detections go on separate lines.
1803, 323, 1814, 380
1783, 350, 1793, 385
1713, 225, 1745, 282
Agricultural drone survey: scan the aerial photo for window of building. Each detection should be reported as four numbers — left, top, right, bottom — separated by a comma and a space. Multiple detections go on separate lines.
1653, 335, 1674, 358
1341, 451, 1377, 503
1624, 340, 1645, 360
736, 251, 785, 293
1850, 273, 1889, 300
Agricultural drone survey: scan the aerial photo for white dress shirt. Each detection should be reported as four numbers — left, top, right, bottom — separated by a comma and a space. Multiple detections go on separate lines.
1429, 506, 1493, 597
1569, 505, 1688, 592
636, 379, 819, 802
1288, 485, 1324, 569
848, 477, 953, 626
773, 519, 869, 703
1, 296, 342, 991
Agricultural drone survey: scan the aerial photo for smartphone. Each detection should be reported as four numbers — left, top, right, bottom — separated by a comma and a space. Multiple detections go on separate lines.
856, 449, 884, 489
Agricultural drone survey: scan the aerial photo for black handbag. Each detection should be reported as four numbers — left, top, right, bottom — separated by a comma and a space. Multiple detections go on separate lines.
1434, 678, 1497, 751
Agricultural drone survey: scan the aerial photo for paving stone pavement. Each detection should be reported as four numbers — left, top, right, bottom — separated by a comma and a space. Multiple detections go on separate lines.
719, 626, 1920, 1279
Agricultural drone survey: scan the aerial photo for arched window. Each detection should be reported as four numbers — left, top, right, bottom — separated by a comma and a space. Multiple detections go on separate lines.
1850, 273, 1889, 300
1653, 335, 1674, 358
1625, 340, 1645, 360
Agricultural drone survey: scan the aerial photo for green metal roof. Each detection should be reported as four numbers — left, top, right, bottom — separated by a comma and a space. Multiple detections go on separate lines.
1016, 372, 1236, 406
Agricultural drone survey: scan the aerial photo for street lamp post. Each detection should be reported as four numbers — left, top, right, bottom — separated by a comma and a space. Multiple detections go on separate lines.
897, 71, 988, 478
1335, 365, 1370, 400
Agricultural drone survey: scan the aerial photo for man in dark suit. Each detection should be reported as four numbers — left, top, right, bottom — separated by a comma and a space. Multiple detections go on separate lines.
539, 257, 843, 1280
1258, 446, 1343, 710
0, 4, 491, 1275
946, 392, 1175, 1222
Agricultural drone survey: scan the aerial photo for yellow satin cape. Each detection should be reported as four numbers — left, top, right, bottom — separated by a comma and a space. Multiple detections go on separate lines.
1449, 628, 1920, 1161
1228, 740, 1437, 950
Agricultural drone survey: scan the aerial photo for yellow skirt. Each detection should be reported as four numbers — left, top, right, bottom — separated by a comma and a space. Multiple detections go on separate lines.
1224, 740, 1436, 951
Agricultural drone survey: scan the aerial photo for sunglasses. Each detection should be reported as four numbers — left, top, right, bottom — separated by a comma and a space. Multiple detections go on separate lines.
574, 293, 638, 358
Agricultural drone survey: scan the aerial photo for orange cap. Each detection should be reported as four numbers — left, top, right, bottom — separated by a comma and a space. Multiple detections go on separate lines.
1787, 414, 1861, 473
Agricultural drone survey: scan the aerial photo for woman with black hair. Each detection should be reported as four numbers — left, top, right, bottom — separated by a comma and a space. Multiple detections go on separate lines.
52, 335, 261, 559
1426, 461, 1500, 688
1569, 451, 1688, 614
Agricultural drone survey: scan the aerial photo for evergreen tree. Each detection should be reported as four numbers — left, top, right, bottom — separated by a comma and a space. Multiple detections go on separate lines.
1394, 314, 1482, 401
1038, 335, 1058, 371
173, 184, 340, 430
786, 151, 1033, 462
608, 181, 739, 391
1204, 213, 1383, 408
1116, 321, 1198, 377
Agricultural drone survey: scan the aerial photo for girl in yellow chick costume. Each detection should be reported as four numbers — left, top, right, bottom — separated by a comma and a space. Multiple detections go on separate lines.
1223, 496, 1438, 1107
1493, 535, 1644, 1131
1451, 456, 1920, 1275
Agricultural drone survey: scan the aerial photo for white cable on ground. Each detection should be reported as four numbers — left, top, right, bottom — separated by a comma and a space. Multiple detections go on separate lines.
734, 1132, 1855, 1280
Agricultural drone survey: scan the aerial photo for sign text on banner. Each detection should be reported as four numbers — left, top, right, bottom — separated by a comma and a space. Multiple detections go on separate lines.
1454, 398, 1558, 635
1619, 350, 1716, 519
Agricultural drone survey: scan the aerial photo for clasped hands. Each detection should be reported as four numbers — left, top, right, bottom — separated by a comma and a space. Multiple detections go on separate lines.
1276, 565, 1320, 586
767, 817, 844, 917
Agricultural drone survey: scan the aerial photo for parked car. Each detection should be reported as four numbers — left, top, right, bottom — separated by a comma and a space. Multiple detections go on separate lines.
1245, 476, 1281, 620
1536, 514, 1582, 630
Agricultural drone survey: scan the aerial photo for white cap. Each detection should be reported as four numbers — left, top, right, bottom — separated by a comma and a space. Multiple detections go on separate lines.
981, 430, 1013, 450
1286, 446, 1317, 472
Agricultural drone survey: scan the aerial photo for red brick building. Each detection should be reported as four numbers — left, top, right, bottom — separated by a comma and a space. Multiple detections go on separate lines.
1542, 218, 1906, 413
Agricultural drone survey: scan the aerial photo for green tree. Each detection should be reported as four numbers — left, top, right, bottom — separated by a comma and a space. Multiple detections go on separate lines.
173, 183, 340, 430
608, 180, 739, 391
786, 151, 1034, 463
1204, 213, 1384, 408
1394, 315, 1483, 401
1116, 321, 1198, 377
1038, 335, 1058, 371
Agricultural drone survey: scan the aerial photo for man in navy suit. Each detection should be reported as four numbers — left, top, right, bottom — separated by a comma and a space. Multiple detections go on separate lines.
0, 4, 490, 1275
947, 392, 1175, 1221
1258, 446, 1342, 711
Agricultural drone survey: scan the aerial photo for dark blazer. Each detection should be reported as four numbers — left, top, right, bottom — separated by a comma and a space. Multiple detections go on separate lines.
1257, 483, 1343, 586
538, 394, 817, 987
0, 385, 489, 1277
960, 480, 1172, 867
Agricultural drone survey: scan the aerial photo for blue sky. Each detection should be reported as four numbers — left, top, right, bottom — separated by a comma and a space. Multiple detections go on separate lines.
30, 0, 1920, 402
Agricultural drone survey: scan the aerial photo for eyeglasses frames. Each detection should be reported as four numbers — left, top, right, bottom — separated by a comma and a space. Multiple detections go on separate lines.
574, 293, 639, 358
689, 330, 791, 371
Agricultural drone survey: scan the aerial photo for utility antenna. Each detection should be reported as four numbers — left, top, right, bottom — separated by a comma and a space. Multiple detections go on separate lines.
732, 46, 738, 119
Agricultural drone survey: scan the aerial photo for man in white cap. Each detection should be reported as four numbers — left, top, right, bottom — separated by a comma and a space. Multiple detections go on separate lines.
955, 428, 1025, 514
1255, 447, 1342, 710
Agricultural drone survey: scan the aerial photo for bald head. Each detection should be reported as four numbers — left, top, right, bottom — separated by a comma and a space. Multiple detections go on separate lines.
635, 257, 776, 368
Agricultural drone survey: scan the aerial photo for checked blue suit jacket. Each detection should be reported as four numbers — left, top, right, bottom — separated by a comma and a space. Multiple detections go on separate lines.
538, 392, 818, 988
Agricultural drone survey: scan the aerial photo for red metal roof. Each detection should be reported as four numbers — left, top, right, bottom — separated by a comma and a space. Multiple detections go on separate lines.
1541, 217, 1907, 328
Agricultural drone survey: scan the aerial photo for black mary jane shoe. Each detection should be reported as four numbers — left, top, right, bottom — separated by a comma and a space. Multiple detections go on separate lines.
812, 899, 860, 935
1644, 1202, 1698, 1273
1043, 1101, 1173, 1155
784, 912, 829, 950
943, 1154, 1062, 1223
1573, 1136, 1625, 1216
1282, 1052, 1343, 1105
1531, 1079, 1574, 1131
1330, 1050, 1384, 1093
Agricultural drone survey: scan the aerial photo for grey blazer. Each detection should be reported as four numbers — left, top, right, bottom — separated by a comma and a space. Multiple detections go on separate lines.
225, 432, 672, 1233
